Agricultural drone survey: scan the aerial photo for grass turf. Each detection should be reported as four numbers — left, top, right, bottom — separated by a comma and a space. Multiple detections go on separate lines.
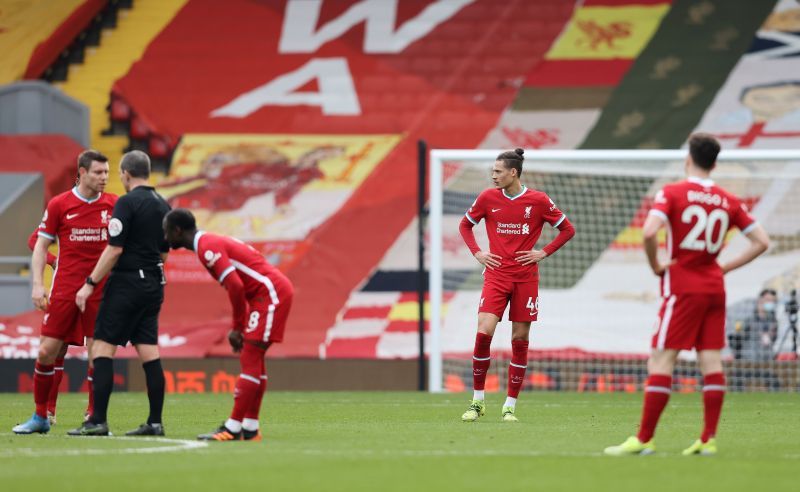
1, 391, 798, 492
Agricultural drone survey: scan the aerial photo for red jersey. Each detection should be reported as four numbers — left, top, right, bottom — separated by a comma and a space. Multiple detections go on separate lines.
37, 188, 118, 300
649, 176, 756, 296
194, 231, 284, 304
466, 186, 566, 282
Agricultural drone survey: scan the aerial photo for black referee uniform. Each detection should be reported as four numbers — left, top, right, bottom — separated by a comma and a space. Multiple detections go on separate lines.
94, 185, 171, 346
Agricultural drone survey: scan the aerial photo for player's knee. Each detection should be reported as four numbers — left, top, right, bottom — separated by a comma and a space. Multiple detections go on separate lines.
37, 345, 57, 364
240, 343, 265, 375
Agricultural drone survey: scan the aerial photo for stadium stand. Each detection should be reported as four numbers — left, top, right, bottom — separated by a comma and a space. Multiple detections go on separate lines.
0, 0, 100, 84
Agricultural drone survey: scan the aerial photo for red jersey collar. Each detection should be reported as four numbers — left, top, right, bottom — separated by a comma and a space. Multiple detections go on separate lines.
71, 186, 102, 204
502, 185, 528, 200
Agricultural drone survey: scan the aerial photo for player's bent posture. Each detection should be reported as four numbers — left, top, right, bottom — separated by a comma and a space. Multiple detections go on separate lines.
163, 208, 294, 441
69, 151, 171, 437
459, 148, 575, 422
13, 151, 116, 434
604, 134, 770, 456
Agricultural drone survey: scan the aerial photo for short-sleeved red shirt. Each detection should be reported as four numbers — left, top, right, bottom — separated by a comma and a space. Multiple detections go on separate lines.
649, 177, 755, 296
466, 186, 565, 282
37, 188, 118, 300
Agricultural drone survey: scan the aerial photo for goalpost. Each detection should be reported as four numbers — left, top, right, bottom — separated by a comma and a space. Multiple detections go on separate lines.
428, 149, 800, 393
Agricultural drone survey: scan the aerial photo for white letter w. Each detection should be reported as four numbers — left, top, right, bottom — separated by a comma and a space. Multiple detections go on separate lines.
279, 0, 475, 54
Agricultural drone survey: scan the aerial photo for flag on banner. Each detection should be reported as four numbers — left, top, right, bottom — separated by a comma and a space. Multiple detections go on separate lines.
545, 4, 669, 60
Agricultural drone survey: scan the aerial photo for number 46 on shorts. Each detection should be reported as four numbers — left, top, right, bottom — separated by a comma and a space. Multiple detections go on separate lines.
527, 296, 539, 317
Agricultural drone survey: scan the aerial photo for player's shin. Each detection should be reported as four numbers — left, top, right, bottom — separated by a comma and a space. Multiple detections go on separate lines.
472, 332, 493, 400
506, 339, 529, 407
228, 344, 264, 433
243, 358, 267, 430
47, 358, 65, 417
701, 372, 726, 443
33, 362, 56, 418
637, 374, 672, 443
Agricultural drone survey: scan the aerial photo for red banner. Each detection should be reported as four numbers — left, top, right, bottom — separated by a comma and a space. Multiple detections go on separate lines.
109, 0, 574, 356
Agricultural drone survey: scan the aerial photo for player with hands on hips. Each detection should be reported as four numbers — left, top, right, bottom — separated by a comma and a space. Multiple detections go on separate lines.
459, 148, 575, 423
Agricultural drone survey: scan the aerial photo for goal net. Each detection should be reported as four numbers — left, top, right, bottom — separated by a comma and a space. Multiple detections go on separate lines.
428, 149, 800, 393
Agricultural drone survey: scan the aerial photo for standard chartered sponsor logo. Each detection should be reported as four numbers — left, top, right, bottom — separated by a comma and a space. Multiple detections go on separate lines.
496, 222, 530, 235
69, 227, 106, 242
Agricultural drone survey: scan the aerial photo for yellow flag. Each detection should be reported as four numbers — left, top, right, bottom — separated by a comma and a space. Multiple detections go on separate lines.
547, 5, 670, 60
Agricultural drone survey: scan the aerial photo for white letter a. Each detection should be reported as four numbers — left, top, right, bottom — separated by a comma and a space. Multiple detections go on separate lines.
211, 58, 360, 118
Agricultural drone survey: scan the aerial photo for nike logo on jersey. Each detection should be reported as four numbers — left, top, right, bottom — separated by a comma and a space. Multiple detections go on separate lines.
491, 208, 501, 212
66, 213, 79, 219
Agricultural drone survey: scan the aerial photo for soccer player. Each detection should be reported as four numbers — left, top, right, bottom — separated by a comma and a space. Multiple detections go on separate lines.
459, 148, 575, 422
604, 134, 770, 456
163, 208, 294, 441
12, 150, 117, 434
26, 228, 64, 424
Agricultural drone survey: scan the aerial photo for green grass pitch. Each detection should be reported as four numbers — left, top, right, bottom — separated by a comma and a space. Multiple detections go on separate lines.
1, 391, 798, 492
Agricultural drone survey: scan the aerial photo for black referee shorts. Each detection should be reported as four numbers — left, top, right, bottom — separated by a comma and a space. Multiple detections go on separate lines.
94, 269, 165, 346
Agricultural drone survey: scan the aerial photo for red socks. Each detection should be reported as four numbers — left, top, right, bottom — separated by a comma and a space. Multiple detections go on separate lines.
701, 372, 725, 442
244, 358, 267, 421
472, 332, 492, 391
637, 374, 672, 443
47, 358, 65, 415
507, 339, 529, 398
33, 362, 55, 418
230, 344, 265, 422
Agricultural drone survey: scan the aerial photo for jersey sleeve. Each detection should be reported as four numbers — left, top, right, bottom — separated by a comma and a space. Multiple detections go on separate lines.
198, 236, 236, 284
649, 187, 671, 223
730, 197, 756, 234
465, 191, 487, 225
541, 193, 566, 227
108, 196, 133, 247
38, 199, 61, 241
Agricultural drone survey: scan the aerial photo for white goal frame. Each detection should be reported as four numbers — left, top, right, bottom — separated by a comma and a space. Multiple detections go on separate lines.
428, 149, 800, 392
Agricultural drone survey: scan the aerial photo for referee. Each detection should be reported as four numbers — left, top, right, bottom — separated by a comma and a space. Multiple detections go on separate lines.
69, 150, 171, 437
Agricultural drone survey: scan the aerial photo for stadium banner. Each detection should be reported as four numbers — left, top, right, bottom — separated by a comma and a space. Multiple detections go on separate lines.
2, 357, 795, 393
481, 110, 602, 150
490, 0, 669, 162
543, 4, 669, 60
0, 0, 89, 84
123, 358, 419, 392
0, 359, 128, 393
108, 0, 575, 357
159, 133, 400, 275
580, 0, 777, 149
0, 311, 230, 360
525, 60, 633, 88
692, 0, 800, 149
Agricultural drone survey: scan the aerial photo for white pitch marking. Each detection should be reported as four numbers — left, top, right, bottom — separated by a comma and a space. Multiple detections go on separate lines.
0, 436, 207, 458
